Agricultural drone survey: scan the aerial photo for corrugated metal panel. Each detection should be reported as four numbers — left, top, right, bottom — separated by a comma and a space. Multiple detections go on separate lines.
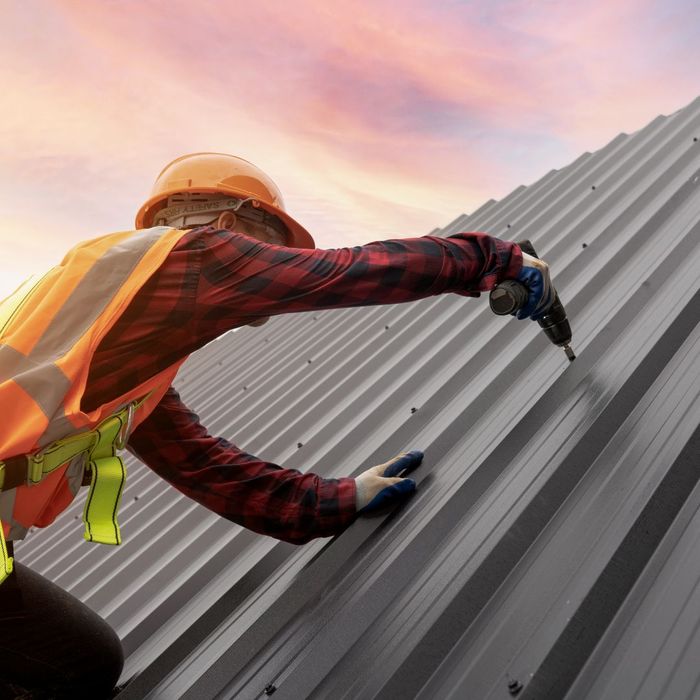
15, 95, 700, 700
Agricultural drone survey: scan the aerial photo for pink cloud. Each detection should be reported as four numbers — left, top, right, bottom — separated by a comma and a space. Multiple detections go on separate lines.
6, 1, 697, 171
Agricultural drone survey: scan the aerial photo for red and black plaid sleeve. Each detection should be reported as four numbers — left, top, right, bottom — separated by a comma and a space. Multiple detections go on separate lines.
187, 228, 522, 343
86, 227, 521, 406
127, 387, 357, 544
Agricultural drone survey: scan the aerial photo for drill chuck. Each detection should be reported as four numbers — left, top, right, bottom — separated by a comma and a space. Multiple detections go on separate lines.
489, 240, 575, 362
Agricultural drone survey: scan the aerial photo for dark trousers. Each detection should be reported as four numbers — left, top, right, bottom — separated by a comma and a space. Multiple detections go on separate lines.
0, 543, 123, 699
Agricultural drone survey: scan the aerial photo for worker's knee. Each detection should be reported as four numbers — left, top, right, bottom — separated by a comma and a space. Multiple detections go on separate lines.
0, 562, 124, 699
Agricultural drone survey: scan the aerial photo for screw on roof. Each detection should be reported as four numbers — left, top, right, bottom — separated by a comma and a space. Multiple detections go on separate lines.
507, 678, 523, 695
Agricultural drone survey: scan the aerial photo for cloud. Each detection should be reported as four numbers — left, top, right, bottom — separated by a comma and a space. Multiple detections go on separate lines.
1, 0, 699, 296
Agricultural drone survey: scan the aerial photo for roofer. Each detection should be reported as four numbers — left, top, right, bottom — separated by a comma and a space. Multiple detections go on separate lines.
0, 152, 553, 698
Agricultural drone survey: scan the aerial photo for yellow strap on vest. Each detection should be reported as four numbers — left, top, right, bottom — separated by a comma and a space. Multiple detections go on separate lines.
83, 455, 126, 545
0, 524, 13, 584
81, 396, 148, 546
26, 430, 97, 485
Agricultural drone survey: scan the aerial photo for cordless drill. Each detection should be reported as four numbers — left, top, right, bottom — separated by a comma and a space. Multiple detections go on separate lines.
489, 240, 575, 362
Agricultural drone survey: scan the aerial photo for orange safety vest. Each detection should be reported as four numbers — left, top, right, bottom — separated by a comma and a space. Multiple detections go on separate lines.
0, 226, 191, 579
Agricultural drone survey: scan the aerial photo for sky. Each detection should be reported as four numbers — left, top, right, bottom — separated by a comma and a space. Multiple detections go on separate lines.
1, 0, 699, 298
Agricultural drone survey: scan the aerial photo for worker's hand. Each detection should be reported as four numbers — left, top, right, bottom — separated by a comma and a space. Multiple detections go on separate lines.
515, 252, 555, 320
355, 450, 422, 515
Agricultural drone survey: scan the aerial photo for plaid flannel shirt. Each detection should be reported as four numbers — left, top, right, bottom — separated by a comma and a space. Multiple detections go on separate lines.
82, 227, 522, 544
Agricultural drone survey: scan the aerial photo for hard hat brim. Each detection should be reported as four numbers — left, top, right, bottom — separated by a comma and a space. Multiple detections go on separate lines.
136, 187, 315, 249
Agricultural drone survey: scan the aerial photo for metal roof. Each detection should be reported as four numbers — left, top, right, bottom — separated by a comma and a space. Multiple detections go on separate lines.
15, 95, 700, 700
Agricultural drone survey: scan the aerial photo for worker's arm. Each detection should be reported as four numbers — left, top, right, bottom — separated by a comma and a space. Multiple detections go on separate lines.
126, 386, 358, 545
187, 228, 523, 337
84, 228, 529, 413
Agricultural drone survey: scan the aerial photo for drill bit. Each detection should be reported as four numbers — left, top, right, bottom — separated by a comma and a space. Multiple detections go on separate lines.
563, 345, 576, 362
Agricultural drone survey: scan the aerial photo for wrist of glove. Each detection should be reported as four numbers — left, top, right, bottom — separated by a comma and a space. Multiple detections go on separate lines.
355, 450, 422, 515
514, 251, 555, 321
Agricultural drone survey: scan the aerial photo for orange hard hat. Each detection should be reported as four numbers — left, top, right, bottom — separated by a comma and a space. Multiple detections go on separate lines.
135, 152, 315, 249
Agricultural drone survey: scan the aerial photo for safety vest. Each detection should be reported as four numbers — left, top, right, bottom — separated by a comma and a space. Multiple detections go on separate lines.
0, 226, 191, 583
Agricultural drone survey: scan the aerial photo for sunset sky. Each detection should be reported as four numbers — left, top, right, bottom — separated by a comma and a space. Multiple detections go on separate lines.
1, 0, 699, 298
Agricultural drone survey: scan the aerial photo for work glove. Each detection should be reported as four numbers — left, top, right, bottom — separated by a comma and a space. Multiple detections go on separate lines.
515, 251, 555, 321
355, 450, 422, 515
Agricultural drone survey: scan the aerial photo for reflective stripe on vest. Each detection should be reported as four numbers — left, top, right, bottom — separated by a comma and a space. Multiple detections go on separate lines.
0, 226, 190, 581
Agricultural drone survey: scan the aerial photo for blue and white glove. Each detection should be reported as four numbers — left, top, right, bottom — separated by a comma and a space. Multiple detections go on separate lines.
355, 450, 422, 515
515, 252, 555, 321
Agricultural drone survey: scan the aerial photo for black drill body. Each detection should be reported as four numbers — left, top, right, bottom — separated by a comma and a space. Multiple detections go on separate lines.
489, 240, 575, 361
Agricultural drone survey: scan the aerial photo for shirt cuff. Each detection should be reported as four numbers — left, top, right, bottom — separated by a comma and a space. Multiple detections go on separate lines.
318, 476, 358, 535
499, 239, 523, 281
